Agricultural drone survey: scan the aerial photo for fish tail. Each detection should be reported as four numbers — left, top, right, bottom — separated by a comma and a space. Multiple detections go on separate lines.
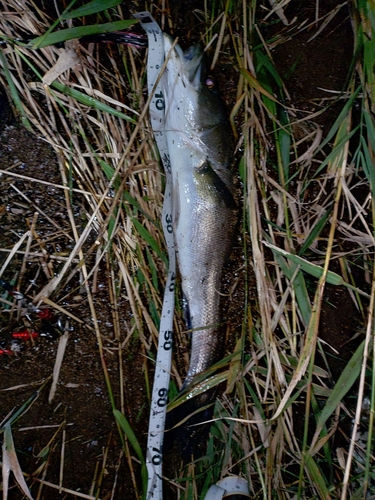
164, 389, 216, 461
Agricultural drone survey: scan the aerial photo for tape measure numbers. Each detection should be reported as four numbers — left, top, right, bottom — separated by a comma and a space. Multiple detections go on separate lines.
133, 12, 176, 500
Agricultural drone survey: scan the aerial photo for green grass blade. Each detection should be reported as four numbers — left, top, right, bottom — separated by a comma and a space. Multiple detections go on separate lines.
30, 19, 137, 49
240, 67, 279, 104
264, 241, 369, 297
167, 372, 229, 411
132, 218, 167, 266
361, 135, 375, 200
113, 409, 147, 496
363, 109, 375, 153
61, 0, 123, 19
305, 454, 332, 500
100, 160, 121, 190
266, 243, 311, 325
113, 409, 145, 464
298, 208, 332, 257
51, 81, 137, 123
363, 35, 375, 104
278, 106, 291, 184
362, 110, 375, 199
100, 163, 145, 215
0, 52, 31, 131
311, 389, 333, 482
0, 377, 51, 429
313, 339, 365, 444
317, 85, 361, 151
256, 49, 284, 90
313, 127, 358, 180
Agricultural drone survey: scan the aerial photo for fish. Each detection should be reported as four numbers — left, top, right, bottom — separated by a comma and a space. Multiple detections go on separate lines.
162, 34, 237, 406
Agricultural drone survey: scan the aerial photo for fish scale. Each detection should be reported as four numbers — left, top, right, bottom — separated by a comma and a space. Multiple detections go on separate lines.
163, 33, 237, 390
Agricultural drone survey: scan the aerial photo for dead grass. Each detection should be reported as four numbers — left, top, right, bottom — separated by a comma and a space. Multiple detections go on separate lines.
0, 0, 374, 499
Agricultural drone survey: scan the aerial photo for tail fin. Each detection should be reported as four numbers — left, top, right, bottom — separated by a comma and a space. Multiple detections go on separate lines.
164, 389, 216, 462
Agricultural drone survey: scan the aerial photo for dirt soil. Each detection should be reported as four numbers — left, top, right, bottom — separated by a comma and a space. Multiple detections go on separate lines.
0, 125, 138, 498
0, 1, 363, 499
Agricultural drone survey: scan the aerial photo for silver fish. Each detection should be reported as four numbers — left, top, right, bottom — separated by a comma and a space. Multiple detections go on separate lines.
163, 34, 237, 389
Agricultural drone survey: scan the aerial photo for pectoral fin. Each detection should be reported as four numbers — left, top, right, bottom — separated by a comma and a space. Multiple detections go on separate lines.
194, 161, 237, 210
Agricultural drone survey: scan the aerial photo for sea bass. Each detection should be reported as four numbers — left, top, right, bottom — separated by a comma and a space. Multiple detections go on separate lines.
163, 34, 237, 390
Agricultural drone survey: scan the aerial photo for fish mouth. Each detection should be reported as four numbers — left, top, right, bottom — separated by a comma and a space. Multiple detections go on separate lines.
183, 45, 203, 89
163, 34, 203, 89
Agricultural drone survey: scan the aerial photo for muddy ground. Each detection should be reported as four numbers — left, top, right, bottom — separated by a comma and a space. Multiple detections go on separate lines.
0, 1, 363, 499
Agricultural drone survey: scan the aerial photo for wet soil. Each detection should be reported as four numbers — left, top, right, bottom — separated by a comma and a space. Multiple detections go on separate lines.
0, 1, 365, 499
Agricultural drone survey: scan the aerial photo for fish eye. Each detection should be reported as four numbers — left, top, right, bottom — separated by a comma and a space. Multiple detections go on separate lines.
205, 76, 215, 89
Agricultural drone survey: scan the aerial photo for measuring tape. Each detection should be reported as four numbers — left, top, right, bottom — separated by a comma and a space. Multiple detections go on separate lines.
133, 12, 175, 500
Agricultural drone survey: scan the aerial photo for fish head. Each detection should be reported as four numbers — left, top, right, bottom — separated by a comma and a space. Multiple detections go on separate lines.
162, 34, 228, 141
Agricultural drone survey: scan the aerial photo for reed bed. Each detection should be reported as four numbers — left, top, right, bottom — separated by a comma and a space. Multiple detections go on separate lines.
0, 0, 374, 499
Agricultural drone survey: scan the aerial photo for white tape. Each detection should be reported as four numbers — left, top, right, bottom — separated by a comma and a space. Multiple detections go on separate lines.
133, 12, 175, 500
203, 476, 251, 499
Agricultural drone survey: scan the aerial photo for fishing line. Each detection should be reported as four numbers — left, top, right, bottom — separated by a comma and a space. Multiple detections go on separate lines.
133, 12, 175, 500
